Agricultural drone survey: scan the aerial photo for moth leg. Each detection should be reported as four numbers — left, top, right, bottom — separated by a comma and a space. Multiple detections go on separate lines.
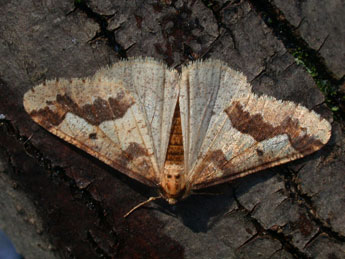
123, 196, 161, 218
190, 190, 226, 197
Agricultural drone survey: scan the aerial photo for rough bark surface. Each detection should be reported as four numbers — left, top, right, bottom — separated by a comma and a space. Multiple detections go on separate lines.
269, 0, 345, 80
0, 0, 344, 258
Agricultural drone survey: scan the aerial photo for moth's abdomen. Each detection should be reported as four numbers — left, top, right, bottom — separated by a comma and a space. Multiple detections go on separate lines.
165, 101, 184, 165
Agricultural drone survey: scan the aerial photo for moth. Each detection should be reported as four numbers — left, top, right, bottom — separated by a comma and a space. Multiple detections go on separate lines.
23, 58, 331, 216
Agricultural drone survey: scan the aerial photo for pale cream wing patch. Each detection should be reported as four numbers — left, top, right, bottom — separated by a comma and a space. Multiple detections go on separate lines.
179, 60, 251, 175
93, 57, 180, 172
23, 58, 179, 186
180, 60, 331, 189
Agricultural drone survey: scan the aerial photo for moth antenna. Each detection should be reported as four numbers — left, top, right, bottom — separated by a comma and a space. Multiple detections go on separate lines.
124, 196, 161, 218
23, 133, 33, 144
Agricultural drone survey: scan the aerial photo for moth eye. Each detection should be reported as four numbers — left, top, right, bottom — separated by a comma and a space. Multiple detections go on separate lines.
175, 175, 180, 179
167, 174, 172, 179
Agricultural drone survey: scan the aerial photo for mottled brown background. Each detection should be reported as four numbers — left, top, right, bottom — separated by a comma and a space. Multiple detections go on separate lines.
0, 0, 344, 258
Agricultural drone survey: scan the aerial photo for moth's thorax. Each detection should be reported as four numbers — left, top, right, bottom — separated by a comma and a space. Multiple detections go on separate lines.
160, 164, 186, 204
160, 100, 187, 204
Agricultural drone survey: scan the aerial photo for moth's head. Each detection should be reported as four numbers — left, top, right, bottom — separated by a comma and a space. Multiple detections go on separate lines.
160, 164, 187, 204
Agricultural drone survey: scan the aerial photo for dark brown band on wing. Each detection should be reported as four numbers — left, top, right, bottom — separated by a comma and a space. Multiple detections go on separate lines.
225, 101, 324, 153
113, 142, 153, 178
30, 90, 134, 128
